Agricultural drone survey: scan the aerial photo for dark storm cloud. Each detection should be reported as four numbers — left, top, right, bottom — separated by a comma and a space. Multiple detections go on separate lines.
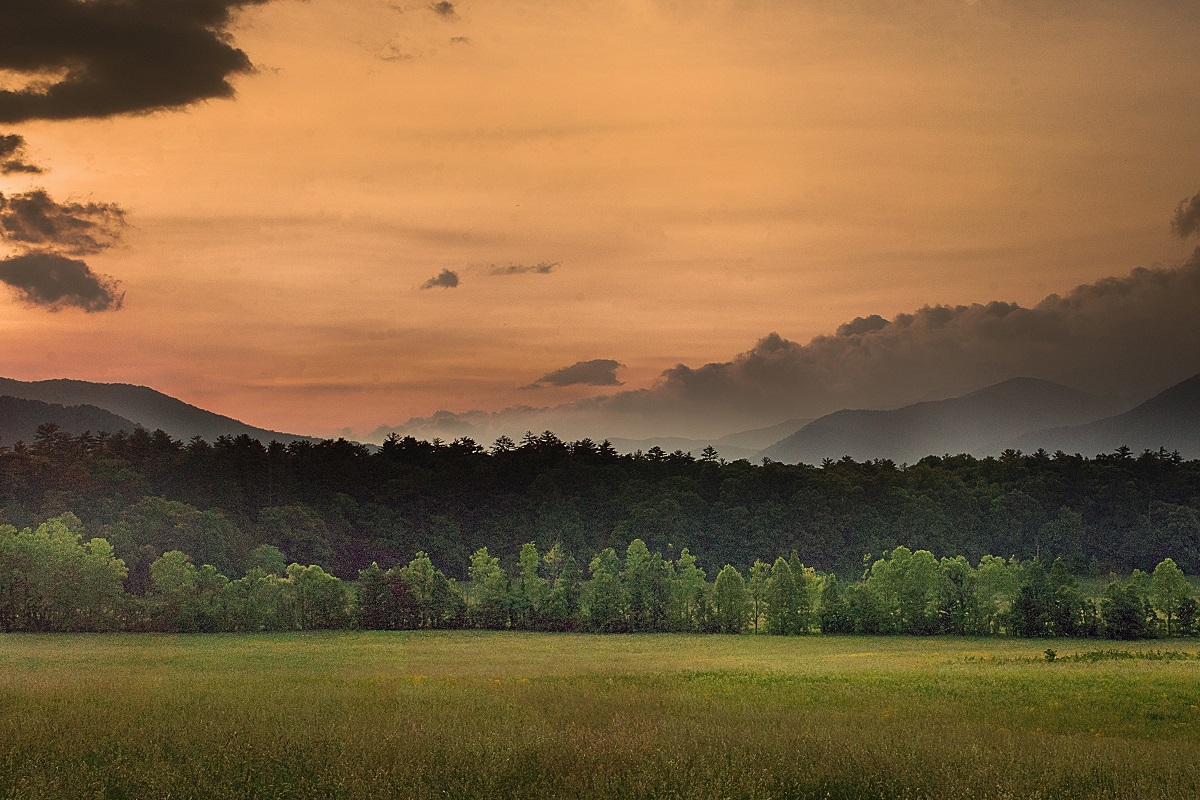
594, 254, 1200, 432
0, 0, 274, 123
1172, 191, 1200, 240
420, 269, 460, 289
0, 190, 127, 255
521, 359, 624, 390
430, 1, 456, 17
0, 134, 43, 174
0, 251, 124, 312
836, 314, 890, 337
488, 261, 558, 276
387, 253, 1200, 441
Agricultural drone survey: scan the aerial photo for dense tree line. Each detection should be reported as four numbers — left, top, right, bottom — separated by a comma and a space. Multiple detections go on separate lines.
1, 516, 1195, 639
2, 425, 1199, 589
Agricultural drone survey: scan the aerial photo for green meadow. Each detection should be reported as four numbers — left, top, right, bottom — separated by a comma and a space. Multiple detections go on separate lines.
2, 633, 1198, 799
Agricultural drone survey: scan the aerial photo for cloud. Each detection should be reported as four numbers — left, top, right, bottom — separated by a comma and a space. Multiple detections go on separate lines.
0, 134, 43, 174
0, 190, 126, 255
420, 269, 460, 289
836, 314, 890, 337
0, 0, 274, 123
1172, 191, 1200, 240
522, 359, 625, 390
430, 1, 456, 16
0, 251, 124, 312
595, 253, 1200, 433
378, 252, 1200, 442
488, 261, 558, 276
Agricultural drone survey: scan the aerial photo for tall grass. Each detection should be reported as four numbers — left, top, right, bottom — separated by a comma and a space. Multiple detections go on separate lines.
1, 633, 1198, 799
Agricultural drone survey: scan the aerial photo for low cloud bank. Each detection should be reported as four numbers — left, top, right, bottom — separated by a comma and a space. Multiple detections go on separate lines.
377, 253, 1200, 442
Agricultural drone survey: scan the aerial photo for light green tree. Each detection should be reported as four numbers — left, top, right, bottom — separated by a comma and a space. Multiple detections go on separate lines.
514, 542, 548, 630
669, 548, 707, 632
623, 538, 668, 632
468, 547, 510, 629
586, 547, 625, 632
285, 563, 348, 630
1150, 558, 1192, 636
713, 565, 749, 634
747, 560, 770, 634
764, 557, 798, 635
150, 550, 199, 632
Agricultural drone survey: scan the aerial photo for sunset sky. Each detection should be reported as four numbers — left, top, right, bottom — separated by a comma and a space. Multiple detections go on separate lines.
2, 0, 1199, 441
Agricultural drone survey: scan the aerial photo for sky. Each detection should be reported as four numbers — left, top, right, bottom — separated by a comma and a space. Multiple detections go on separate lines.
1, 0, 1199, 442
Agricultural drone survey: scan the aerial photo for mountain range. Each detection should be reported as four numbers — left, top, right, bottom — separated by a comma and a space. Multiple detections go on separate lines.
758, 374, 1199, 464
0, 373, 1197, 461
0, 378, 316, 446
607, 418, 812, 462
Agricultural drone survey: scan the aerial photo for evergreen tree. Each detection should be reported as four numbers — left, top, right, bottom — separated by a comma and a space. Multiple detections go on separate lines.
623, 538, 668, 632
586, 548, 625, 632
747, 560, 770, 634
819, 574, 854, 634
468, 547, 510, 629
713, 565, 749, 634
765, 557, 798, 635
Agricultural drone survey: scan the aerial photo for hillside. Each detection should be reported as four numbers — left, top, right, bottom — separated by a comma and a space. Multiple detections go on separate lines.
0, 378, 317, 445
1013, 373, 1200, 458
0, 396, 140, 445
759, 377, 1128, 465
606, 419, 811, 462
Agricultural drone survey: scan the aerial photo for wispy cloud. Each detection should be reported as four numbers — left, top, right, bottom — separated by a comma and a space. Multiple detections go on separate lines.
0, 190, 126, 255
488, 261, 558, 276
0, 134, 43, 175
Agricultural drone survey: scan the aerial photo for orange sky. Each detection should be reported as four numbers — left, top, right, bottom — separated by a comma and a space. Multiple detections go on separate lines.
2, 0, 1199, 439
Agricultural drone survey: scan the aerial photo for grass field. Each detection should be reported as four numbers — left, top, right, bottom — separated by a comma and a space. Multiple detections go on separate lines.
2, 633, 1199, 799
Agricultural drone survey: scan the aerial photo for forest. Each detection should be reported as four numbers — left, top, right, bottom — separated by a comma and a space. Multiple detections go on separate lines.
1, 423, 1197, 638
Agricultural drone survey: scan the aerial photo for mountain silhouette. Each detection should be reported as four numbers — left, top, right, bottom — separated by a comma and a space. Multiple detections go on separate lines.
0, 378, 317, 445
0, 396, 140, 446
1012, 373, 1200, 458
758, 377, 1129, 465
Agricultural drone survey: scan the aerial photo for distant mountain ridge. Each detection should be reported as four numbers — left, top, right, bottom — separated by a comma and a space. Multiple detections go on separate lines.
606, 419, 812, 462
0, 378, 318, 445
0, 396, 140, 446
1012, 373, 1200, 458
758, 377, 1132, 465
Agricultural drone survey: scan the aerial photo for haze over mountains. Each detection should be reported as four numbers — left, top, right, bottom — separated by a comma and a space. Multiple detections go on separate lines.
759, 378, 1133, 465
1, 373, 1198, 463
1011, 374, 1200, 460
608, 419, 812, 462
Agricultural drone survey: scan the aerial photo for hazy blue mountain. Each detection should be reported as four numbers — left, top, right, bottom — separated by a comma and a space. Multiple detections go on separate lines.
1012, 373, 1200, 458
758, 377, 1129, 465
0, 378, 318, 445
605, 436, 758, 462
606, 419, 811, 462
0, 396, 140, 446
714, 418, 811, 451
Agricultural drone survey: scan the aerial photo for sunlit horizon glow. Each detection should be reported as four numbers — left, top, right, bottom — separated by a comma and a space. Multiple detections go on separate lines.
2, 0, 1199, 440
